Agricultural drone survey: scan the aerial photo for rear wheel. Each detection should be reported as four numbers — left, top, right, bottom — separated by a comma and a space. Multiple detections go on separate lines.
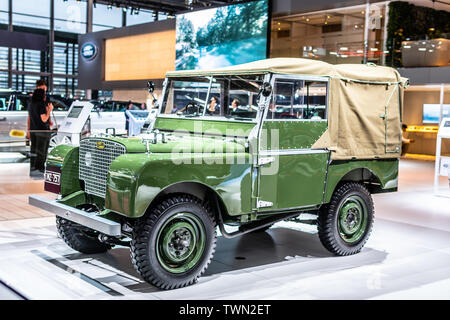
318, 182, 374, 256
131, 194, 216, 290
56, 205, 112, 254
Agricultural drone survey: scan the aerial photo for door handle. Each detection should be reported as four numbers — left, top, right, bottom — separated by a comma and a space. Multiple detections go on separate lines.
0, 117, 6, 121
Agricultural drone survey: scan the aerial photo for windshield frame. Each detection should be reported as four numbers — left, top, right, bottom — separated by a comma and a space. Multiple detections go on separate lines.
157, 74, 268, 123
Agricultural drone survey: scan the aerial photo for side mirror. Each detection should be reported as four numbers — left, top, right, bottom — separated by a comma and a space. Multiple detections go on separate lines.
261, 82, 272, 97
147, 81, 155, 93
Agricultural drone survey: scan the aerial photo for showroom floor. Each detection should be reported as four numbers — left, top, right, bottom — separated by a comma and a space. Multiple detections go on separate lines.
0, 156, 449, 300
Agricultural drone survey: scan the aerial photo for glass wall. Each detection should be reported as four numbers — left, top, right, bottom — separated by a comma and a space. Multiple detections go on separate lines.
53, 41, 79, 97
53, 42, 78, 74
0, 0, 173, 96
126, 9, 155, 26
0, 46, 9, 89
12, 74, 40, 93
55, 0, 86, 34
0, 0, 8, 26
93, 3, 122, 32
12, 0, 50, 30
0, 46, 7, 70
271, 3, 388, 65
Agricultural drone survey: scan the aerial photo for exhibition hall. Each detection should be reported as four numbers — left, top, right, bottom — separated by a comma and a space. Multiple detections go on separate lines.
0, 0, 449, 302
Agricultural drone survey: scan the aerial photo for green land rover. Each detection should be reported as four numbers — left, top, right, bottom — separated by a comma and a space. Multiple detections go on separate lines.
30, 58, 407, 289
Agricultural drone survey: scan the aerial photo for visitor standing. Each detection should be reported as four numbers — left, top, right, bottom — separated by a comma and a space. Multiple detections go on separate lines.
29, 88, 53, 173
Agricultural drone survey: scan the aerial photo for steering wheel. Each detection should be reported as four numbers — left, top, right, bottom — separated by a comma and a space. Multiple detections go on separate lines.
184, 102, 203, 115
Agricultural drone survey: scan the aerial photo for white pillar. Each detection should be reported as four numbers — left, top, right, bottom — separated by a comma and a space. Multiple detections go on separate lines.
381, 2, 390, 66
439, 83, 444, 124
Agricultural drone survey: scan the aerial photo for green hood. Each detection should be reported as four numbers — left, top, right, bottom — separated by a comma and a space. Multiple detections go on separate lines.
108, 134, 248, 154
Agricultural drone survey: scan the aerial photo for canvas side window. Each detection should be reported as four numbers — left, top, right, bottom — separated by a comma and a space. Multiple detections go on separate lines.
267, 79, 328, 120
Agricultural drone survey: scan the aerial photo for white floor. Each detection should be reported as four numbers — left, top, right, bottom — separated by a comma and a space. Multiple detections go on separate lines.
0, 159, 449, 300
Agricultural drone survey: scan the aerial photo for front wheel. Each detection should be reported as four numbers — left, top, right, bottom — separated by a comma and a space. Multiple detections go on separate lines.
318, 182, 374, 256
56, 217, 112, 254
130, 195, 217, 290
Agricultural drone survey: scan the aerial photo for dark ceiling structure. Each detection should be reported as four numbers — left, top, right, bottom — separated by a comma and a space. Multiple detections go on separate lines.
94, 0, 246, 15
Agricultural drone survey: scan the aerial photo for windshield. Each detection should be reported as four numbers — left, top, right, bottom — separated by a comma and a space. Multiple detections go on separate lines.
159, 74, 265, 121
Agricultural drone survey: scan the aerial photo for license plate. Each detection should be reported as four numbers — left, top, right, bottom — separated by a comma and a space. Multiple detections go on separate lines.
44, 166, 61, 194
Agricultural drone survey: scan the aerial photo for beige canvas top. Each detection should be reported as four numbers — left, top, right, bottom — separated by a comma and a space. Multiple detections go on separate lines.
167, 58, 407, 161
167, 57, 404, 84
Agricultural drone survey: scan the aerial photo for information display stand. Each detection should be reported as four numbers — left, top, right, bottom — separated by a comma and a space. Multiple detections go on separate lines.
434, 117, 450, 196
53, 101, 94, 147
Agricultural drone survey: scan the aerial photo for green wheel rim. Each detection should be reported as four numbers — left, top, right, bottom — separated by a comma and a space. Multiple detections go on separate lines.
156, 212, 206, 274
337, 195, 368, 243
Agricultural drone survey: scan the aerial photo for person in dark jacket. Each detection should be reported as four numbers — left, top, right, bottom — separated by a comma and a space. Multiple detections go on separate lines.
29, 88, 53, 173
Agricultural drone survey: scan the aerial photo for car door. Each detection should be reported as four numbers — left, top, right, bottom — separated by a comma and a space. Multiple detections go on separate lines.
0, 93, 28, 148
256, 75, 330, 212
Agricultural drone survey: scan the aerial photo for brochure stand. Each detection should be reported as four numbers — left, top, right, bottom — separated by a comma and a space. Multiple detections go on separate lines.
434, 117, 450, 197
53, 101, 94, 147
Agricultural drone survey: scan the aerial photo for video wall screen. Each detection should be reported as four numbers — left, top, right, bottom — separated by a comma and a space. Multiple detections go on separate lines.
423, 104, 450, 124
175, 0, 269, 70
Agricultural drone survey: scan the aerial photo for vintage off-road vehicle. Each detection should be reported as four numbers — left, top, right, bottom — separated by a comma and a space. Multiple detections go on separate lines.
30, 58, 407, 289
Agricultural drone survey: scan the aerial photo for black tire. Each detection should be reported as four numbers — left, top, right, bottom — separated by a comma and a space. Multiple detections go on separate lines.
318, 182, 374, 256
130, 194, 217, 290
56, 216, 112, 254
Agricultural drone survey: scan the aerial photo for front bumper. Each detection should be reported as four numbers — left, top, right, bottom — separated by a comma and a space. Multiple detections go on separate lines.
28, 195, 122, 236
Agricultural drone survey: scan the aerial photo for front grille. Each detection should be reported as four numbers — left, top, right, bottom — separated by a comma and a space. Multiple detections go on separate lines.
79, 138, 126, 198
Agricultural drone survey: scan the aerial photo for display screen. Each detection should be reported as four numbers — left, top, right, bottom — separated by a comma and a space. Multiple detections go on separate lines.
423, 104, 450, 124
67, 106, 83, 118
175, 0, 268, 70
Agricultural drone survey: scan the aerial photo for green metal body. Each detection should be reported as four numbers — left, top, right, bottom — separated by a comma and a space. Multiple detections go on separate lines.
47, 73, 399, 225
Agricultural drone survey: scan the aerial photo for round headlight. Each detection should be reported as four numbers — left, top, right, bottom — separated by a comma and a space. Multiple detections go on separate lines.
85, 152, 92, 167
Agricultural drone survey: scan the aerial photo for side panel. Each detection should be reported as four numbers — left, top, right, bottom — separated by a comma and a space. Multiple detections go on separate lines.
324, 159, 399, 203
258, 152, 329, 210
106, 152, 253, 218
257, 119, 329, 211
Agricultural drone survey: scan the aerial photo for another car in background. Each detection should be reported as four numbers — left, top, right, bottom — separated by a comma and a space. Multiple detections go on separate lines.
0, 89, 141, 152
89, 100, 142, 135
0, 90, 71, 152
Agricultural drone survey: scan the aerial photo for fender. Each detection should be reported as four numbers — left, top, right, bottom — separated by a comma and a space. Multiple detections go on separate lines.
324, 159, 399, 203
106, 152, 253, 218
46, 145, 81, 196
